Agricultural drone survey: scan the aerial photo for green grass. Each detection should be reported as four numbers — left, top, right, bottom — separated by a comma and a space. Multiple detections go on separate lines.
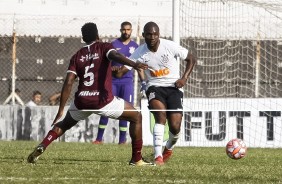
0, 141, 281, 184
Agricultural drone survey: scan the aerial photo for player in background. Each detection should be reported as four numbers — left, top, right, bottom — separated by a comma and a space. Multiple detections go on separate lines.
115, 22, 196, 165
27, 22, 154, 166
93, 21, 138, 145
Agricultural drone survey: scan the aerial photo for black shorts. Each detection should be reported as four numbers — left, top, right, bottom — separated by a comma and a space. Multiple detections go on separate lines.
146, 86, 183, 114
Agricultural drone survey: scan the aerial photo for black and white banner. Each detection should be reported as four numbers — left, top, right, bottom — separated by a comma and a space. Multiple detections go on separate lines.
0, 98, 281, 148
141, 99, 282, 148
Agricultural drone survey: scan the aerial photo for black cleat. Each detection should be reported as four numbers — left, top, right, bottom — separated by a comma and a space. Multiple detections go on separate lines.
27, 144, 45, 164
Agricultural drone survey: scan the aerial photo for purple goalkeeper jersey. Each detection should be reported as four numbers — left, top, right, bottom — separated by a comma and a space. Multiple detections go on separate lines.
111, 38, 138, 83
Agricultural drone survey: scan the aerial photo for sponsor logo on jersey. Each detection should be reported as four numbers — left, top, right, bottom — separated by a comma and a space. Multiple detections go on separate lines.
78, 91, 100, 96
79, 53, 99, 62
116, 48, 121, 50
149, 68, 170, 77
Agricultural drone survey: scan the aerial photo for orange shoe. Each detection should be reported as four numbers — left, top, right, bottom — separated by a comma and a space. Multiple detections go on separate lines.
162, 147, 173, 162
154, 156, 164, 166
92, 140, 103, 144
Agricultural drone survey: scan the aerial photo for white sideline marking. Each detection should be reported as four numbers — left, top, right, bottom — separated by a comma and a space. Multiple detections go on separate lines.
73, 109, 184, 112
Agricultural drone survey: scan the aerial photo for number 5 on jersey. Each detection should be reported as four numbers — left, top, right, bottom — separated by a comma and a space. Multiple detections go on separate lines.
84, 63, 94, 86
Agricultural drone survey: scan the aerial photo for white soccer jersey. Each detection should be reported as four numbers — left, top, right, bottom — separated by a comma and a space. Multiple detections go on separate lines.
129, 38, 188, 88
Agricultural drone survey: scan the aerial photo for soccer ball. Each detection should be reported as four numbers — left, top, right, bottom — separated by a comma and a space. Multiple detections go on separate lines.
226, 138, 247, 160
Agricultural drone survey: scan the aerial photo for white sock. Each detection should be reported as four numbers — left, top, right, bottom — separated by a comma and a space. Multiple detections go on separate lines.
165, 131, 180, 150
153, 123, 165, 159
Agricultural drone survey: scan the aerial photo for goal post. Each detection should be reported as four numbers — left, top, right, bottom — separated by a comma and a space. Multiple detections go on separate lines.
171, 0, 282, 148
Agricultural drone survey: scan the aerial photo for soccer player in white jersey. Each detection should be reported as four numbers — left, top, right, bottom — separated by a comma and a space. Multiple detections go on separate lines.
116, 21, 196, 165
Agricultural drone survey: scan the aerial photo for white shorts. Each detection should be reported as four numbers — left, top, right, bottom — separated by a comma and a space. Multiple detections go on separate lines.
69, 96, 125, 121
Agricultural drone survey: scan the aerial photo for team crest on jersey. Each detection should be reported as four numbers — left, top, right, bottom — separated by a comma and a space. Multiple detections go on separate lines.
79, 53, 99, 62
148, 92, 156, 101
129, 47, 136, 54
160, 54, 169, 64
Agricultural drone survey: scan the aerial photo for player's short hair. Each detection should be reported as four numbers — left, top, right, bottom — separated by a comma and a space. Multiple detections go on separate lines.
121, 21, 132, 28
143, 21, 159, 32
81, 22, 98, 43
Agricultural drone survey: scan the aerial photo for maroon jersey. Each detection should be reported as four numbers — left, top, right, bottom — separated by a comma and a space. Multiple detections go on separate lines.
67, 42, 115, 109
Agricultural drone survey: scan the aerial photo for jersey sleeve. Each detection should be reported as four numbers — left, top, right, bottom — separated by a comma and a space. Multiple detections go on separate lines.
67, 54, 78, 75
102, 42, 116, 59
170, 41, 189, 60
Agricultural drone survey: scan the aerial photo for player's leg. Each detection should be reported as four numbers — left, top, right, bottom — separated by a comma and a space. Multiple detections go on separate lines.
27, 111, 79, 163
163, 113, 182, 162
119, 102, 154, 166
94, 84, 118, 143
163, 88, 183, 162
117, 101, 143, 161
146, 86, 168, 165
93, 116, 109, 144
27, 102, 91, 163
118, 82, 134, 144
97, 96, 154, 166
149, 99, 167, 165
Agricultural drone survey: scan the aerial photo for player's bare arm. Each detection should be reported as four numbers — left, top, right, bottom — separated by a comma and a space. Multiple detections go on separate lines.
137, 69, 146, 82
175, 52, 197, 88
52, 72, 76, 125
112, 65, 129, 78
112, 65, 146, 79
108, 50, 148, 72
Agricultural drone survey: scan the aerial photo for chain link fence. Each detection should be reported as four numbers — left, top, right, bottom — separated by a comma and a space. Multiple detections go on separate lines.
0, 14, 172, 105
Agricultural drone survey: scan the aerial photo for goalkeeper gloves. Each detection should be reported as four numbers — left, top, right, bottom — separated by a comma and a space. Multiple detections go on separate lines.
140, 81, 147, 98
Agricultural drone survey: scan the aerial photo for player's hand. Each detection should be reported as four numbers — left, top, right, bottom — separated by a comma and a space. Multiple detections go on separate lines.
174, 78, 187, 88
112, 66, 128, 78
52, 111, 63, 126
111, 66, 122, 72
133, 62, 148, 72
140, 81, 147, 98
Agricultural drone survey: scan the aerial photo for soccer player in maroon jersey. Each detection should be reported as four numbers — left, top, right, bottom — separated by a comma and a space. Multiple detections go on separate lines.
27, 22, 154, 166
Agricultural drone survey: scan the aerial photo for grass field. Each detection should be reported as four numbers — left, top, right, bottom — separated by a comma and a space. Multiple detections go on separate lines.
0, 141, 281, 184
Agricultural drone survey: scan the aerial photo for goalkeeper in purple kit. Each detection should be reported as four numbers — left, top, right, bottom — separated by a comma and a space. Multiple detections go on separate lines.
93, 21, 138, 144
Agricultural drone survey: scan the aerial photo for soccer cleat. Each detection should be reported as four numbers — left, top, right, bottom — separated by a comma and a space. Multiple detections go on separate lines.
27, 144, 45, 164
92, 140, 103, 145
129, 158, 155, 166
154, 156, 164, 165
118, 141, 126, 145
162, 147, 173, 162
